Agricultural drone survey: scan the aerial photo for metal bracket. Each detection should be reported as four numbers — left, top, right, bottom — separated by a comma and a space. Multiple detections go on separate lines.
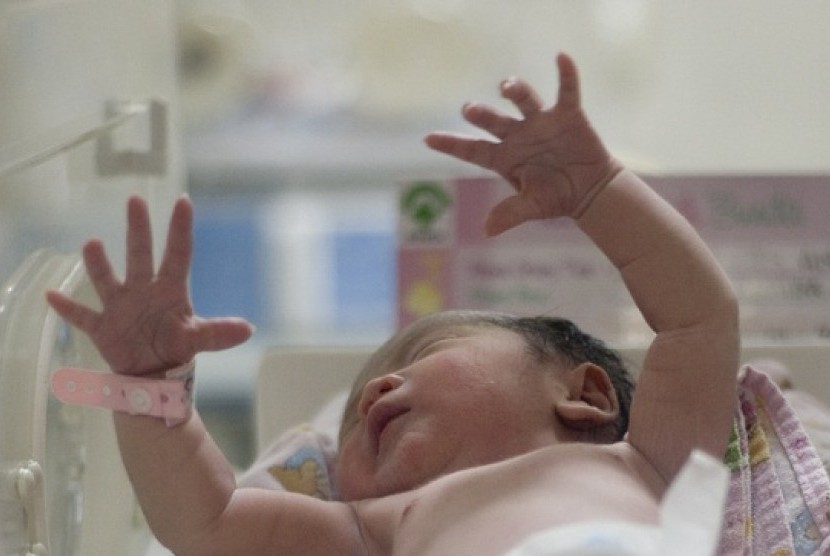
95, 99, 168, 177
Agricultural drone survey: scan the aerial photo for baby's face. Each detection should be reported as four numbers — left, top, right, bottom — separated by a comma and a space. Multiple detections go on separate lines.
336, 323, 566, 501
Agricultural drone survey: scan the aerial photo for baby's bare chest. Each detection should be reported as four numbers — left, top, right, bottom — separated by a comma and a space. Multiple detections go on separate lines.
384, 444, 663, 556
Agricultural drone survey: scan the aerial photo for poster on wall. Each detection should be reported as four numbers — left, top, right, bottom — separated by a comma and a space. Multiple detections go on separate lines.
397, 174, 830, 345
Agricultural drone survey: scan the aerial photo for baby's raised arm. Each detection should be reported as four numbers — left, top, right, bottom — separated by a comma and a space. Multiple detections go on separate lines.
46, 197, 364, 555
426, 53, 739, 482
575, 161, 739, 481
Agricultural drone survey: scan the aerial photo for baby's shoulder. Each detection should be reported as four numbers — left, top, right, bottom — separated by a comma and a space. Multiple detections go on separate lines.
602, 442, 668, 496
349, 488, 420, 552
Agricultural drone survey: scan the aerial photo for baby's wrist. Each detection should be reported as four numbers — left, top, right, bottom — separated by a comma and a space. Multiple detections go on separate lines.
115, 365, 183, 380
570, 159, 625, 219
51, 360, 195, 427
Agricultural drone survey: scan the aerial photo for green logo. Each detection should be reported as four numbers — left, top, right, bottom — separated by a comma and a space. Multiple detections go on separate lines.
402, 181, 451, 230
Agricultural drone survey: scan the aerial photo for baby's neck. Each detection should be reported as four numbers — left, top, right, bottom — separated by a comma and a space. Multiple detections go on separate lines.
352, 442, 665, 556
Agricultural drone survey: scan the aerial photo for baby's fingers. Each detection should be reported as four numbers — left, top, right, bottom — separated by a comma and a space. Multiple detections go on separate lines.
158, 196, 193, 285
45, 290, 101, 334
424, 132, 498, 170
500, 78, 545, 118
125, 196, 155, 284
484, 195, 538, 237
554, 52, 581, 110
83, 239, 120, 302
190, 316, 255, 353
462, 103, 519, 140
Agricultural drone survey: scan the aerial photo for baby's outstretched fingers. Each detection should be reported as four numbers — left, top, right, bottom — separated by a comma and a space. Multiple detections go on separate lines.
158, 196, 194, 285
125, 196, 156, 285
500, 77, 545, 118
45, 289, 100, 336
554, 52, 582, 110
484, 195, 538, 237
190, 315, 256, 353
82, 239, 119, 303
461, 102, 518, 141
423, 132, 498, 171
427, 52, 616, 234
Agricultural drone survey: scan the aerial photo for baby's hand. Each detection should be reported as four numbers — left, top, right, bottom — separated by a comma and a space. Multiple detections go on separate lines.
46, 196, 254, 375
425, 53, 620, 236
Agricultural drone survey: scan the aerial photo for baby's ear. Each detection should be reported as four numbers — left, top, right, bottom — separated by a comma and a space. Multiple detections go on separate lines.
554, 362, 618, 431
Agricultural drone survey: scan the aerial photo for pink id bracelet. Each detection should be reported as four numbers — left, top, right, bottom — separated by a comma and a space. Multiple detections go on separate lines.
51, 361, 195, 427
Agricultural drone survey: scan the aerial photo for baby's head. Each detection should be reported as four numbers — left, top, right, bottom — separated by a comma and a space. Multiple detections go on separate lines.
336, 310, 635, 501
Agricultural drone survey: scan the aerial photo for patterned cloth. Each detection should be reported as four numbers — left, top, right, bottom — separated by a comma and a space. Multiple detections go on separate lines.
238, 425, 338, 500
718, 366, 830, 555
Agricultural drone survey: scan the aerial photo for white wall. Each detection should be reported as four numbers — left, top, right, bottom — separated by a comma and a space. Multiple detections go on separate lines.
193, 0, 830, 173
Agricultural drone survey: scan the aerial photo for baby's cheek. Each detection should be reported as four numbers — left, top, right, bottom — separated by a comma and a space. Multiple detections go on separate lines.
335, 445, 367, 501
337, 418, 356, 448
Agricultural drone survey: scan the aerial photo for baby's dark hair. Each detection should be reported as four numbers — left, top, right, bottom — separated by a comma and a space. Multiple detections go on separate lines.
349, 310, 635, 443
400, 310, 635, 442
483, 314, 634, 442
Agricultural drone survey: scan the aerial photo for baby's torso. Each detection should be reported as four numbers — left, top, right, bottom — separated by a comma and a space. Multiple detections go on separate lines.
355, 442, 666, 556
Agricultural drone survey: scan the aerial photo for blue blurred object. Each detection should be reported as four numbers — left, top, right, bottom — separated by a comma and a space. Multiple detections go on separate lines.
333, 231, 394, 328
191, 198, 269, 329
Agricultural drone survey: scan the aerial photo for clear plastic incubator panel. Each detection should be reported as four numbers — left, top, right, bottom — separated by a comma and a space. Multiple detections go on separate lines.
0, 2, 184, 554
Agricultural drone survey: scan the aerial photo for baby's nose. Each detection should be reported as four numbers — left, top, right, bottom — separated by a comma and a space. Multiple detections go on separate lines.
358, 373, 405, 417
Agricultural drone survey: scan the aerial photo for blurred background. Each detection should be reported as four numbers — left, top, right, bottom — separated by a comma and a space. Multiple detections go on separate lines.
181, 0, 830, 466
180, 0, 830, 341
3, 0, 829, 468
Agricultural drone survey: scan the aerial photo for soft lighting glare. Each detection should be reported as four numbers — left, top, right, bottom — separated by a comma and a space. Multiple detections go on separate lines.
409, 0, 468, 23
593, 0, 649, 44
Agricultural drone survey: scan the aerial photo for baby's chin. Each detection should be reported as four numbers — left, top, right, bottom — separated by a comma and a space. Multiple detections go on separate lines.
338, 430, 469, 500
337, 459, 440, 502
337, 468, 420, 502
